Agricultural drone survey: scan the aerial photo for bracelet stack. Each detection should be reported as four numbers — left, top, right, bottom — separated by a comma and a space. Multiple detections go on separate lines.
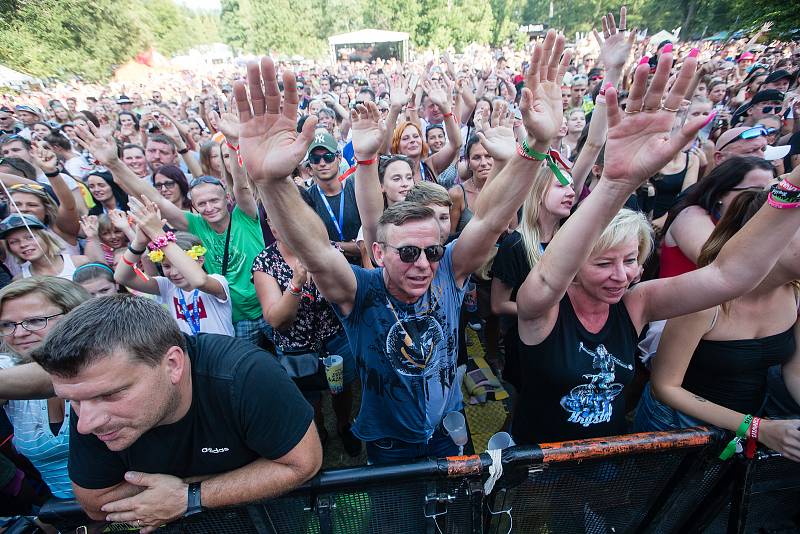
719, 414, 757, 460
768, 177, 800, 209
287, 281, 302, 297
517, 139, 571, 187
147, 231, 177, 263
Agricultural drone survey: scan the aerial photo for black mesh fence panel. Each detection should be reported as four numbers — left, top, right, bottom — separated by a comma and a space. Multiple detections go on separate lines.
741, 452, 800, 533
499, 450, 690, 533
158, 506, 263, 533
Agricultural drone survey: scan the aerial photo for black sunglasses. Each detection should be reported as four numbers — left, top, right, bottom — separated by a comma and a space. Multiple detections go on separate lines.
761, 105, 783, 114
308, 152, 337, 164
381, 243, 445, 263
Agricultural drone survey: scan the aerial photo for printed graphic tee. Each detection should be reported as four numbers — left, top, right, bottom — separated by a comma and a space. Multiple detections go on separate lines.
68, 333, 313, 489
512, 295, 638, 445
333, 242, 467, 443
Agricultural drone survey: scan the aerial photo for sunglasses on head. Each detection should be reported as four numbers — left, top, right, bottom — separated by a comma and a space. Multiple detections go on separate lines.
308, 152, 337, 164
189, 175, 223, 189
718, 125, 775, 151
381, 243, 445, 263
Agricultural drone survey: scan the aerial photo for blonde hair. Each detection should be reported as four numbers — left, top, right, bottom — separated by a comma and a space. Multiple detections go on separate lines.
518, 166, 561, 269
6, 227, 66, 261
0, 276, 90, 358
591, 209, 654, 264
405, 181, 452, 207
10, 187, 59, 227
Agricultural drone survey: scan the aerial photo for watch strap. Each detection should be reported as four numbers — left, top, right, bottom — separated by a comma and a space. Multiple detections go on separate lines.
185, 481, 203, 516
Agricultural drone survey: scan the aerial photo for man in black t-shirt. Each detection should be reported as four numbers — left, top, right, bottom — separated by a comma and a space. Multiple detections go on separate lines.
28, 295, 319, 531
300, 130, 362, 263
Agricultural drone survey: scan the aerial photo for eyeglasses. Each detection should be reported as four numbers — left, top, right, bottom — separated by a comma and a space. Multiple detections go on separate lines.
0, 313, 64, 336
308, 152, 337, 164
154, 181, 177, 190
718, 125, 775, 151
188, 175, 222, 189
760, 105, 783, 114
380, 243, 445, 263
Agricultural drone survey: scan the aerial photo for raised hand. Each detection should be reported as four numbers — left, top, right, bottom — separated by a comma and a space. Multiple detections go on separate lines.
209, 108, 240, 142
388, 73, 410, 110
74, 123, 120, 166
32, 145, 59, 174
593, 7, 635, 72
128, 196, 166, 240
234, 57, 317, 184
107, 209, 131, 231
422, 76, 452, 114
350, 102, 386, 159
80, 215, 99, 239
519, 29, 572, 146
603, 47, 704, 188
476, 100, 516, 162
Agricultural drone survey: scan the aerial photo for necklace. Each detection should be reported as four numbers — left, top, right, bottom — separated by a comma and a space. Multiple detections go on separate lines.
385, 284, 442, 370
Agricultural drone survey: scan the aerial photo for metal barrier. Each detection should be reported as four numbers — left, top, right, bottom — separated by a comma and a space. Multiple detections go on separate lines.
36, 427, 800, 533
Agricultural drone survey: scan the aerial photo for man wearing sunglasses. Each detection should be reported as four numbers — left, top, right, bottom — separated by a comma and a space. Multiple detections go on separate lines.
235, 33, 569, 464
735, 89, 785, 127
714, 125, 770, 164
301, 130, 362, 264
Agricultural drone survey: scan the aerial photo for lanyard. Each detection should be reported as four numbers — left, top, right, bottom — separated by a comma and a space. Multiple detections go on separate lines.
176, 289, 201, 335
317, 187, 345, 241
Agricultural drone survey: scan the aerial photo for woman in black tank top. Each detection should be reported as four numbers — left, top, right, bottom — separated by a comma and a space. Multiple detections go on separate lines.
636, 191, 800, 462
513, 57, 800, 448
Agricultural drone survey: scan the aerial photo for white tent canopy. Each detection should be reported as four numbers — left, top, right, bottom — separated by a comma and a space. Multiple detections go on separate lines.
0, 64, 36, 87
328, 29, 409, 62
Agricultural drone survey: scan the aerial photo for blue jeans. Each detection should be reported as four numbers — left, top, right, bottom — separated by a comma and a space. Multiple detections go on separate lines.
633, 382, 703, 432
366, 427, 460, 465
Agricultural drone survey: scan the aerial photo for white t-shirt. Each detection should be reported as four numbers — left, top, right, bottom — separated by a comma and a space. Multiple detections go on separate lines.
63, 154, 95, 180
155, 274, 234, 337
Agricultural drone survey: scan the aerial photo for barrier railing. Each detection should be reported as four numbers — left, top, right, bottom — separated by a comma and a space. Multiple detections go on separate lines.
35, 427, 800, 533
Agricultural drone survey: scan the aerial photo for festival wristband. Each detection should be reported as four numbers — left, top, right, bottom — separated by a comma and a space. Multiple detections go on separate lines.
121, 256, 136, 267
122, 255, 150, 282
226, 141, 240, 152
356, 157, 378, 166
719, 414, 753, 460
288, 282, 302, 295
127, 244, 146, 256
442, 111, 454, 119
745, 417, 761, 459
177, 146, 189, 155
44, 169, 60, 178
518, 139, 571, 186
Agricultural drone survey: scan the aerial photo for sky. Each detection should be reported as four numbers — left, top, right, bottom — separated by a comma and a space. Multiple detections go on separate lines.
174, 0, 221, 11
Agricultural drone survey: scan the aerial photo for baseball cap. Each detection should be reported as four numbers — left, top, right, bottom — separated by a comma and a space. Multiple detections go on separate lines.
749, 89, 785, 106
116, 95, 133, 105
0, 213, 46, 238
14, 105, 40, 116
0, 106, 13, 114
763, 69, 793, 85
306, 130, 338, 157
764, 144, 791, 161
737, 51, 755, 63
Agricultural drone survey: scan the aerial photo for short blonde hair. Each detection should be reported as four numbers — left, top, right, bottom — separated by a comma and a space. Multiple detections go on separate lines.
405, 181, 452, 207
591, 209, 653, 264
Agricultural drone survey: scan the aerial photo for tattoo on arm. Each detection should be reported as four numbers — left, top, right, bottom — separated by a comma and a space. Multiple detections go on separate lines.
692, 394, 708, 403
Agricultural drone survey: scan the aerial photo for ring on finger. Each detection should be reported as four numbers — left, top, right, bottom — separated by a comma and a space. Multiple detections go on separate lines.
642, 106, 660, 113
660, 105, 680, 112
624, 108, 641, 114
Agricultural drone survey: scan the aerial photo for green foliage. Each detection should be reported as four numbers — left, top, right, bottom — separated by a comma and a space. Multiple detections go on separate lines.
0, 0, 219, 81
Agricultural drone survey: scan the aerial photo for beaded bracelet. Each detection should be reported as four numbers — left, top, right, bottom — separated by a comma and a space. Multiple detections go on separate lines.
147, 231, 177, 252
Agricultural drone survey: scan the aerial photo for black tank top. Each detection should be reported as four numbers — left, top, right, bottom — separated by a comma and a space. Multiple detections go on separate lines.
682, 327, 795, 414
651, 153, 689, 219
512, 295, 638, 445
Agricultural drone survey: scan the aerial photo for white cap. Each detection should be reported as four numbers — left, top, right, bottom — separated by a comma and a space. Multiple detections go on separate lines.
764, 145, 791, 161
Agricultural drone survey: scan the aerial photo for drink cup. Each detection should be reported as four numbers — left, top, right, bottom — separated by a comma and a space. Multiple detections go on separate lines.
487, 431, 515, 451
323, 355, 344, 394
443, 411, 469, 454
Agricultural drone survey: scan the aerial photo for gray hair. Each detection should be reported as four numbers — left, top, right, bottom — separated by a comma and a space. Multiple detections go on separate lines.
32, 294, 185, 378
375, 201, 436, 243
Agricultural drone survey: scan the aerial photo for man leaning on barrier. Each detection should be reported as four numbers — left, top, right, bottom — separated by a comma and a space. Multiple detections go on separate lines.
0, 295, 321, 532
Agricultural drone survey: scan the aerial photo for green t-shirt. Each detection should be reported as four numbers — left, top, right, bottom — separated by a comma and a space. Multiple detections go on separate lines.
186, 207, 264, 323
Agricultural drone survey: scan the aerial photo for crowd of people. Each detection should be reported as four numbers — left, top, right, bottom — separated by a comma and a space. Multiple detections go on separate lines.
1, 7, 800, 530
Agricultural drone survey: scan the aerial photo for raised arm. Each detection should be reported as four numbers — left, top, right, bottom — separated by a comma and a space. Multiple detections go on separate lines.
131, 197, 227, 300
157, 114, 203, 179
632, 163, 800, 325
452, 30, 570, 286
424, 75, 462, 174
351, 102, 387, 257
572, 9, 634, 198
75, 124, 189, 231
382, 75, 410, 153
32, 146, 84, 236
517, 45, 704, 325
79, 215, 107, 265
114, 223, 160, 295
235, 57, 357, 315
0, 362, 54, 400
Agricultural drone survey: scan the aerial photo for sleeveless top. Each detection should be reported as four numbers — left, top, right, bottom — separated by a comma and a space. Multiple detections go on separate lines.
454, 183, 475, 234
651, 153, 689, 219
21, 254, 77, 280
683, 327, 795, 414
512, 294, 638, 445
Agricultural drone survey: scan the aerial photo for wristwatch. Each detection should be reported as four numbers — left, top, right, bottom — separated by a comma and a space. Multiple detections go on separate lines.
185, 482, 203, 517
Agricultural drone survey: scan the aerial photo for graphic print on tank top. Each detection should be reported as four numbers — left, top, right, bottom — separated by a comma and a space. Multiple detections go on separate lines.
560, 342, 634, 427
385, 285, 446, 379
